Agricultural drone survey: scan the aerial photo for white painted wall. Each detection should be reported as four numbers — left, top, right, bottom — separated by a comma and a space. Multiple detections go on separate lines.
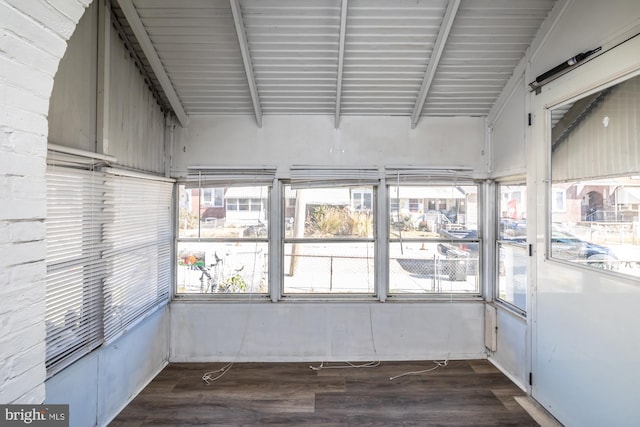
48, 0, 167, 174
490, 76, 527, 177
529, 24, 640, 427
46, 0, 96, 152
487, 309, 528, 390
171, 115, 487, 176
0, 0, 90, 404
45, 307, 169, 427
171, 302, 485, 362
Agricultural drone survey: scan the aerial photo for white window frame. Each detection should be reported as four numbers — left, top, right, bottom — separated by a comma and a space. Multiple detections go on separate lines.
384, 167, 481, 299
496, 181, 527, 315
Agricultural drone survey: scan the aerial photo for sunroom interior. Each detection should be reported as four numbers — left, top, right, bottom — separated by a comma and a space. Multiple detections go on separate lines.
2, 0, 640, 426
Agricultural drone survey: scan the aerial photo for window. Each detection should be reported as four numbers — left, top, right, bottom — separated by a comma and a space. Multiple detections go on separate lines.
386, 172, 480, 295
176, 168, 275, 295
549, 73, 640, 277
102, 170, 172, 341
283, 184, 375, 294
226, 198, 262, 211
351, 189, 372, 211
551, 188, 566, 212
176, 166, 484, 299
282, 166, 378, 295
45, 157, 172, 375
497, 183, 527, 312
202, 188, 223, 207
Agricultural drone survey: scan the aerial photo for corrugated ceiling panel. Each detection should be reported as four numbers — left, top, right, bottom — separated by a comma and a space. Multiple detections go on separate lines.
241, 0, 341, 114
132, 0, 253, 114
114, 0, 558, 120
422, 0, 555, 116
341, 0, 447, 115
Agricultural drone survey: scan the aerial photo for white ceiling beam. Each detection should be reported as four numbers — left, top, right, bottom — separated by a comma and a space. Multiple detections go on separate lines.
116, 0, 188, 127
410, 0, 461, 129
334, 0, 348, 129
230, 0, 262, 128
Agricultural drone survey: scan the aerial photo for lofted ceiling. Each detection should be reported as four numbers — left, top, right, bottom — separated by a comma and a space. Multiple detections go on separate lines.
110, 0, 557, 128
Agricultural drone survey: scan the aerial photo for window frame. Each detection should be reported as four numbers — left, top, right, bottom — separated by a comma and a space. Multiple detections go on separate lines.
547, 71, 640, 279
174, 167, 277, 299
495, 181, 528, 316
281, 182, 378, 298
384, 169, 482, 299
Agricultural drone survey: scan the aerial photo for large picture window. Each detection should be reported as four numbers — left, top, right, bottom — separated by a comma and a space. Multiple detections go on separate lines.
549, 73, 640, 277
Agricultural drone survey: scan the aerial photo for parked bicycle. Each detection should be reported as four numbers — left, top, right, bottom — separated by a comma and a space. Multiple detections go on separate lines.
195, 252, 248, 293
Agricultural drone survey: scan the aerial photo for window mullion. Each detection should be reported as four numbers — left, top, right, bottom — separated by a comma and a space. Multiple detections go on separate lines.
377, 177, 388, 302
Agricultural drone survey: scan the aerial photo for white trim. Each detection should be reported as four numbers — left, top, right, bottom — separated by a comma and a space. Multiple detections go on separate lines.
47, 143, 117, 163
103, 167, 175, 183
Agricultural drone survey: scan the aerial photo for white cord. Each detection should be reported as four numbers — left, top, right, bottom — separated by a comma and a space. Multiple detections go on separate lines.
310, 361, 381, 371
389, 270, 454, 381
202, 186, 264, 385
202, 363, 233, 384
389, 360, 448, 380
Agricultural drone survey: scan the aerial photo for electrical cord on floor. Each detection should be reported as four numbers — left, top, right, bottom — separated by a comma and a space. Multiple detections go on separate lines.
389, 278, 454, 381
202, 363, 234, 384
202, 220, 263, 385
309, 361, 381, 371
389, 359, 449, 380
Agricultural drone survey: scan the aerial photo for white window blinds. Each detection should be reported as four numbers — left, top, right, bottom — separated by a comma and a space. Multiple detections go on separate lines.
45, 165, 107, 373
385, 167, 474, 184
289, 165, 380, 187
102, 170, 173, 342
45, 160, 173, 373
186, 167, 277, 188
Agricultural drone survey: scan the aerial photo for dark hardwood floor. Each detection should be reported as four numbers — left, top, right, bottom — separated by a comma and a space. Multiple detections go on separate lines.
109, 360, 539, 426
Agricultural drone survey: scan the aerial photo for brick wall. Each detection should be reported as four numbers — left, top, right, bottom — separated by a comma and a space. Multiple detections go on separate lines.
0, 0, 89, 404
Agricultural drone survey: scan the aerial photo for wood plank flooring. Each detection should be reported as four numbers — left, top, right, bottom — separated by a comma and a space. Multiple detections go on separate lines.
109, 360, 539, 426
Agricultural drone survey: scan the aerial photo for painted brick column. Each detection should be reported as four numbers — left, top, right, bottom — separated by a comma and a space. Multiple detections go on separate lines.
0, 0, 90, 403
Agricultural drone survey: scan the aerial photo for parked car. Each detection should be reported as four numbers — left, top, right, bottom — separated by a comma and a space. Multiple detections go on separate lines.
436, 229, 479, 278
438, 226, 618, 271
551, 228, 618, 270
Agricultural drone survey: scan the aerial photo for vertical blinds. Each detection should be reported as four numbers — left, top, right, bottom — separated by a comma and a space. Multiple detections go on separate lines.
45, 162, 173, 374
